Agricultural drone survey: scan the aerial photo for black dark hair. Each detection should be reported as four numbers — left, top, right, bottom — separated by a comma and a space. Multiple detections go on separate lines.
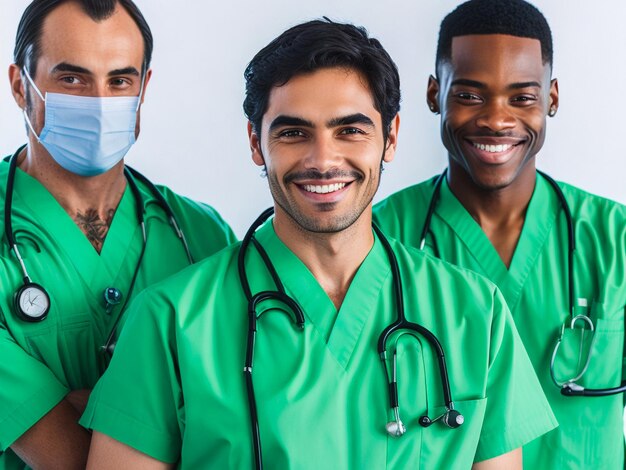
436, 0, 553, 73
14, 0, 153, 78
243, 19, 401, 142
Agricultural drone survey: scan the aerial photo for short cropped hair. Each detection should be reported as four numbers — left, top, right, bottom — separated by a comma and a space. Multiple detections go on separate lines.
14, 0, 153, 78
436, 0, 553, 73
243, 19, 401, 143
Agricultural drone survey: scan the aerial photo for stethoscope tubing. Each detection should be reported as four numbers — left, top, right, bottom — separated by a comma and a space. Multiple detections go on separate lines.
239, 208, 460, 469
4, 145, 193, 355
424, 169, 626, 397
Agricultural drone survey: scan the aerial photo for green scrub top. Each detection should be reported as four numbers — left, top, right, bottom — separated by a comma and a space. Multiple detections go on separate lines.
0, 155, 236, 469
374, 173, 626, 469
82, 220, 556, 469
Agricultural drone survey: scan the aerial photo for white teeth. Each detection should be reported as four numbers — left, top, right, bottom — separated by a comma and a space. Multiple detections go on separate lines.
303, 182, 347, 194
473, 143, 512, 153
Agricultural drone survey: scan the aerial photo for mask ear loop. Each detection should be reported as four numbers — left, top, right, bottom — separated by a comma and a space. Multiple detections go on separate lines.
21, 67, 45, 141
135, 62, 147, 112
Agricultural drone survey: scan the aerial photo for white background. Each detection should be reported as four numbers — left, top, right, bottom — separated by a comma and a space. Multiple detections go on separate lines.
1, 0, 625, 236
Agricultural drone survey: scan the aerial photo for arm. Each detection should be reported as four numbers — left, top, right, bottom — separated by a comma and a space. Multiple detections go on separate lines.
87, 431, 174, 470
472, 448, 522, 470
66, 388, 92, 414
11, 398, 91, 470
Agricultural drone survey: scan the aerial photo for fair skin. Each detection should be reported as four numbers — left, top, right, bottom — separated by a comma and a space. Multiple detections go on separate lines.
427, 34, 558, 267
8, 1, 151, 254
87, 67, 520, 469
7, 1, 150, 468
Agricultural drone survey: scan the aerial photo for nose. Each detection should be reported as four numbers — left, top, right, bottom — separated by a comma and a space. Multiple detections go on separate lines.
475, 100, 516, 132
304, 134, 342, 172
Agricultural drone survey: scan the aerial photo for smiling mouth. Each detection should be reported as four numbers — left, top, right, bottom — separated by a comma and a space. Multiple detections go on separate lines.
302, 182, 347, 194
472, 143, 513, 153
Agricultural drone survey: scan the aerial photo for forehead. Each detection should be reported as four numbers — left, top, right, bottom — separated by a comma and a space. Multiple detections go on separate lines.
445, 34, 547, 82
37, 2, 144, 73
263, 67, 379, 126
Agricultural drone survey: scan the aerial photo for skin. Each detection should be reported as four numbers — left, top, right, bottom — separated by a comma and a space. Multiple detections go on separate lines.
8, 0, 151, 254
250, 67, 398, 309
7, 2, 150, 468
427, 34, 558, 267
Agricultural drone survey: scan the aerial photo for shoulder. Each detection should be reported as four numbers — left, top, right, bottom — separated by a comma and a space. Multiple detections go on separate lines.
374, 176, 439, 217
556, 180, 626, 220
390, 238, 499, 305
153, 183, 232, 230
143, 242, 241, 304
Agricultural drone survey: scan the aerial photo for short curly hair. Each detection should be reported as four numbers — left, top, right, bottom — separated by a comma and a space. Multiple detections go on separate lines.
436, 0, 553, 74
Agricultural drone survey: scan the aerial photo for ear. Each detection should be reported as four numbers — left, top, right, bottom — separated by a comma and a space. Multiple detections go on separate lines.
383, 114, 400, 163
8, 64, 27, 109
248, 121, 265, 166
426, 75, 440, 114
139, 68, 152, 104
548, 78, 559, 117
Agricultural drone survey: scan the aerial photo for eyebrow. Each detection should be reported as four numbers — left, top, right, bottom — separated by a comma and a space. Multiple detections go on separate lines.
508, 81, 542, 90
50, 62, 140, 77
51, 62, 91, 75
269, 113, 375, 132
450, 79, 485, 89
327, 113, 375, 128
450, 78, 542, 90
269, 116, 314, 132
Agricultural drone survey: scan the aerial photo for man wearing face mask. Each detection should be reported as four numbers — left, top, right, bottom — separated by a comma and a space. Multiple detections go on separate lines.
0, 1, 236, 469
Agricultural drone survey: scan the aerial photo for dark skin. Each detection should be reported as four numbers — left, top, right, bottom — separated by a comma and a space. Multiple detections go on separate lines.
427, 34, 559, 267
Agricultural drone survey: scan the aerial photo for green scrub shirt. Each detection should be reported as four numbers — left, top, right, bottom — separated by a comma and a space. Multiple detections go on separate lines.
374, 173, 626, 469
82, 220, 556, 469
0, 156, 236, 469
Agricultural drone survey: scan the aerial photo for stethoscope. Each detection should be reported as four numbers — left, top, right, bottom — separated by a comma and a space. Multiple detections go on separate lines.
422, 169, 626, 398
4, 144, 194, 355
239, 208, 463, 470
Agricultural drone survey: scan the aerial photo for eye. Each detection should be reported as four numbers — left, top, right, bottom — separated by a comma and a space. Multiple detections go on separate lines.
110, 77, 133, 90
454, 92, 483, 103
278, 129, 306, 138
339, 127, 365, 135
511, 94, 538, 106
60, 76, 82, 85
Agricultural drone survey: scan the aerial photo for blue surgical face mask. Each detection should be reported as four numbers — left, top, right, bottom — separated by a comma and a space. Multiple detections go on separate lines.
22, 67, 144, 177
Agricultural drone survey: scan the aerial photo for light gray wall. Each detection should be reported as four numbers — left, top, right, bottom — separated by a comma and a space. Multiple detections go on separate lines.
1, 0, 624, 236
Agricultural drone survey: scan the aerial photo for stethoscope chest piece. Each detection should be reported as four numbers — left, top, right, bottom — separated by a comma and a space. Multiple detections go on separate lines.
14, 282, 50, 322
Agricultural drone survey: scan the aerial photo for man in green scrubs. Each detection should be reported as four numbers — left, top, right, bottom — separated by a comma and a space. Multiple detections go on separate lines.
0, 1, 235, 468
82, 19, 556, 469
374, 1, 626, 468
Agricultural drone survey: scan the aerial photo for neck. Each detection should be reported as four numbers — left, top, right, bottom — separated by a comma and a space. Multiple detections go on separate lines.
18, 143, 126, 253
447, 160, 536, 268
273, 207, 374, 310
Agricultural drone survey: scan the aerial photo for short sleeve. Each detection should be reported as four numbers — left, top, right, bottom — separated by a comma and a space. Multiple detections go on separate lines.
0, 316, 68, 450
474, 289, 558, 462
80, 291, 182, 464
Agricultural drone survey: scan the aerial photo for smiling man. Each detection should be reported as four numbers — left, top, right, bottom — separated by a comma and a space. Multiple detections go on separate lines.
374, 0, 626, 468
0, 1, 235, 468
82, 19, 555, 469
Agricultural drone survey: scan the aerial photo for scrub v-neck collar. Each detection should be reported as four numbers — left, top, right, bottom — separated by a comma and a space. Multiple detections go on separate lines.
11, 164, 139, 295
434, 173, 558, 310
254, 221, 391, 370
